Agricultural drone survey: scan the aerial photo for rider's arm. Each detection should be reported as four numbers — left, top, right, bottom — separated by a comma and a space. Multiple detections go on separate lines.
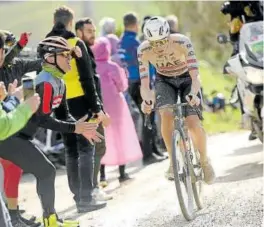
35, 82, 76, 133
183, 36, 201, 95
137, 45, 151, 100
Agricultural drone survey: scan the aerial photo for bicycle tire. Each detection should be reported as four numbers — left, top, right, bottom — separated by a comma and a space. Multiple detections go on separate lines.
172, 130, 195, 221
190, 147, 204, 210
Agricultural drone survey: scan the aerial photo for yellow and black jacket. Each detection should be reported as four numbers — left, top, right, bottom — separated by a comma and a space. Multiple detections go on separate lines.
46, 26, 103, 116
221, 1, 263, 42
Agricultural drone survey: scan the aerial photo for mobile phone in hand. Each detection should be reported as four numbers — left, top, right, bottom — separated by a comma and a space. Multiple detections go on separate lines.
22, 77, 35, 100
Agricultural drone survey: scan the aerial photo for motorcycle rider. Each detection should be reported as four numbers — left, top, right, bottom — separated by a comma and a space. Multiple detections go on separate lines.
221, 0, 263, 61
220, 0, 263, 140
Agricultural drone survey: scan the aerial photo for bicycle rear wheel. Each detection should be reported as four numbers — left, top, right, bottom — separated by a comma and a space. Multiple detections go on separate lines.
172, 130, 195, 221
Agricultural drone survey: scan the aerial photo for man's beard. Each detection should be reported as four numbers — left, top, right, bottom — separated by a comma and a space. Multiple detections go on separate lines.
87, 37, 95, 46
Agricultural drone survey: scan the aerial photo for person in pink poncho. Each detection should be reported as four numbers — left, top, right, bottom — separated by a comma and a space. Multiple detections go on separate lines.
92, 37, 142, 182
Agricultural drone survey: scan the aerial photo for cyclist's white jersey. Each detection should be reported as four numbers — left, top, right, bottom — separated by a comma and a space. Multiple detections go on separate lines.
137, 34, 199, 78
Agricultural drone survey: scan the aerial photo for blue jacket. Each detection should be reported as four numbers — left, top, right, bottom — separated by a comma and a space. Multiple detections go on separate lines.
119, 31, 155, 82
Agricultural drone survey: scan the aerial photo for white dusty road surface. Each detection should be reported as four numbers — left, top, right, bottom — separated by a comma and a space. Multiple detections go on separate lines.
19, 131, 263, 227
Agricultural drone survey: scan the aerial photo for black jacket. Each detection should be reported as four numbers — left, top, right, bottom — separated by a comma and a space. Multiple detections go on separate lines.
221, 1, 263, 42
85, 42, 103, 105
46, 25, 103, 114
0, 43, 42, 87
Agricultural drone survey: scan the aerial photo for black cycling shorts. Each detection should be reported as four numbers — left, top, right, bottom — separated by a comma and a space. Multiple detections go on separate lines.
154, 71, 203, 118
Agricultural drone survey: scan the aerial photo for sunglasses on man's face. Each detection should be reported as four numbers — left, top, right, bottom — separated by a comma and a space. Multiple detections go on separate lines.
150, 38, 169, 48
59, 51, 72, 59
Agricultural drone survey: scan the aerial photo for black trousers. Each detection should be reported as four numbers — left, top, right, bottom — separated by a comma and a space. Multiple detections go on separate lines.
63, 133, 94, 203
93, 124, 105, 188
0, 136, 56, 217
128, 81, 158, 159
64, 96, 95, 203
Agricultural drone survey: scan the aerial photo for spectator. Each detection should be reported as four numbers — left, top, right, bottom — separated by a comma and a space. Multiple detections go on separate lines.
0, 81, 40, 227
99, 17, 116, 36
211, 91, 226, 113
75, 17, 112, 201
92, 37, 142, 182
119, 12, 166, 164
46, 6, 109, 213
0, 31, 43, 227
0, 34, 40, 227
166, 14, 179, 33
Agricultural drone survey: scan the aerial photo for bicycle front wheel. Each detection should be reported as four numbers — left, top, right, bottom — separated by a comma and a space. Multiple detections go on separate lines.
190, 143, 204, 210
171, 130, 195, 221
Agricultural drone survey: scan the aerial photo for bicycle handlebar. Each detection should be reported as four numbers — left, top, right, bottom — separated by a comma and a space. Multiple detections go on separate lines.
144, 102, 204, 130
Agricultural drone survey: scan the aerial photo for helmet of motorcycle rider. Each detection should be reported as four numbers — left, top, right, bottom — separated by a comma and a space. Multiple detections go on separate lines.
143, 16, 170, 42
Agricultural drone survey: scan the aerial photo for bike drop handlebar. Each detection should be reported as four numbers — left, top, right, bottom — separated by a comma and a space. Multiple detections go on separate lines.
144, 97, 203, 130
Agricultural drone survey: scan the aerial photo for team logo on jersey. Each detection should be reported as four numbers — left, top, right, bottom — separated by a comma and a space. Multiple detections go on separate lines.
173, 40, 185, 45
52, 95, 63, 109
156, 59, 184, 69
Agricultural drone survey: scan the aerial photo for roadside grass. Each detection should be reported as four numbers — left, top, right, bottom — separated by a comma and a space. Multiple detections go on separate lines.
200, 64, 241, 134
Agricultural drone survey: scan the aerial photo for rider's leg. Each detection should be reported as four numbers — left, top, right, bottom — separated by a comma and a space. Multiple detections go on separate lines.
159, 109, 175, 164
185, 115, 207, 163
180, 76, 215, 184
155, 75, 178, 179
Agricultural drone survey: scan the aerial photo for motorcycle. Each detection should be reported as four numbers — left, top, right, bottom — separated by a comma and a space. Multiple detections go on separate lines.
217, 21, 263, 143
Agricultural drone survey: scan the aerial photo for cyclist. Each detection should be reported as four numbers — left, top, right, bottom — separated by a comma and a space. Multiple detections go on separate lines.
0, 36, 101, 227
138, 16, 215, 184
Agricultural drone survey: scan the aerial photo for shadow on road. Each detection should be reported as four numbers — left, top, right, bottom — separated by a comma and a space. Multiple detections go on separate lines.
216, 162, 263, 183
226, 144, 263, 157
